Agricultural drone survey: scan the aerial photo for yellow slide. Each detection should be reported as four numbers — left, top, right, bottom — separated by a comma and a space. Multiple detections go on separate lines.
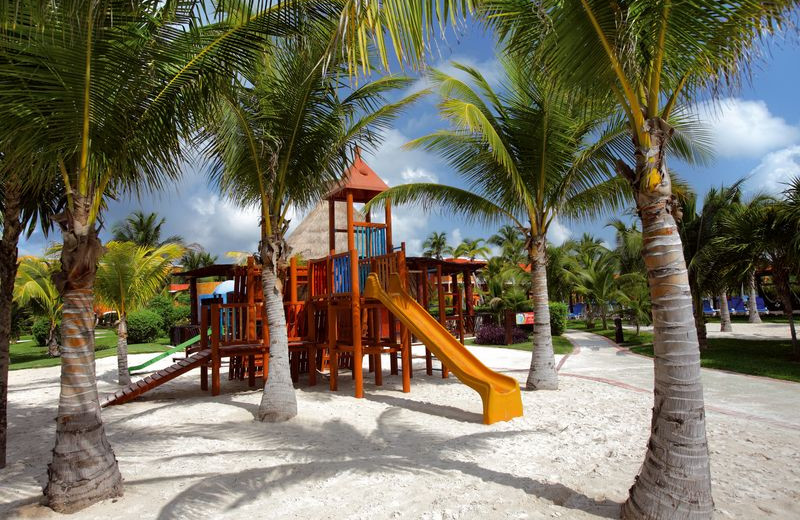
365, 273, 523, 424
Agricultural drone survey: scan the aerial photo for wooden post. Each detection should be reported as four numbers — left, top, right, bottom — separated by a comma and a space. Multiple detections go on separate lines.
464, 269, 474, 334
289, 256, 298, 304
350, 249, 363, 398
437, 264, 448, 378
453, 273, 464, 344
190, 277, 198, 325
211, 305, 221, 396
200, 305, 208, 391
385, 200, 393, 252
401, 323, 411, 392
328, 199, 336, 253
504, 309, 514, 346
346, 192, 355, 252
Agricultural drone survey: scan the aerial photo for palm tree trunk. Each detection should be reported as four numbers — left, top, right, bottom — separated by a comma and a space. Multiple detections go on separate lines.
0, 184, 22, 469
600, 309, 607, 331
775, 270, 798, 358
525, 239, 557, 391
718, 290, 732, 332
690, 284, 707, 350
257, 233, 297, 422
47, 323, 61, 358
747, 270, 762, 324
619, 118, 713, 519
116, 314, 131, 386
45, 205, 122, 513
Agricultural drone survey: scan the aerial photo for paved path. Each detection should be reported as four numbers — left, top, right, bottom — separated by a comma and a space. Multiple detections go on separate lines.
561, 330, 800, 430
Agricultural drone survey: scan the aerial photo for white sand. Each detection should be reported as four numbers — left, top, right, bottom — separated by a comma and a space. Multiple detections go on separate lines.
2, 346, 799, 519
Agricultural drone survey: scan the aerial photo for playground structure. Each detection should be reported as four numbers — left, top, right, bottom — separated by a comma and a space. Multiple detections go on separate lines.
103, 154, 522, 424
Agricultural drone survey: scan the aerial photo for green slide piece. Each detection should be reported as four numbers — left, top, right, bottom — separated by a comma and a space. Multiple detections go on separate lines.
128, 334, 202, 373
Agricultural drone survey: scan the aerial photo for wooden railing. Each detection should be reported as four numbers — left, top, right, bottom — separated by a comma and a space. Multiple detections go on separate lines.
354, 222, 387, 258
331, 252, 352, 294
309, 258, 328, 298
284, 302, 306, 340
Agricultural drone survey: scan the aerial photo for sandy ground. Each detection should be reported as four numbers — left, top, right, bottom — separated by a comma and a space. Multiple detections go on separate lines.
1, 340, 799, 519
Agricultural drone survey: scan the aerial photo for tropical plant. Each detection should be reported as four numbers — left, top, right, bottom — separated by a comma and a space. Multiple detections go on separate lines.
607, 218, 644, 274
451, 238, 491, 260
368, 59, 627, 391
570, 249, 622, 330
111, 211, 182, 247
13, 256, 63, 357
95, 241, 183, 385
616, 272, 652, 335
486, 1, 799, 515
545, 244, 573, 303
201, 24, 421, 422
181, 249, 218, 272
422, 231, 450, 259
0, 0, 328, 508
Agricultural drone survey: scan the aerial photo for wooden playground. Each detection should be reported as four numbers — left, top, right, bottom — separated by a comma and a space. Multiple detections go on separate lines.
103, 156, 522, 424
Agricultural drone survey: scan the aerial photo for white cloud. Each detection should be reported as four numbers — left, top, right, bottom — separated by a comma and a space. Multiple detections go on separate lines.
547, 218, 571, 246
747, 145, 800, 194
696, 98, 800, 159
450, 228, 463, 247
401, 167, 439, 184
407, 55, 502, 95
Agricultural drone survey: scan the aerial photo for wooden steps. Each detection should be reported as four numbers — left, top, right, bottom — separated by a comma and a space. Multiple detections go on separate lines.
101, 350, 212, 407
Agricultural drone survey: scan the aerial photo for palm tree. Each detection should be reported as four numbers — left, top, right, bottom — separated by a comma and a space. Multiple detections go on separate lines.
0, 164, 60, 469
452, 238, 491, 260
545, 244, 573, 304
486, 2, 799, 513
111, 211, 182, 247
570, 249, 622, 330
367, 59, 627, 391
422, 231, 450, 259
181, 249, 218, 272
0, 0, 333, 511
607, 218, 644, 275
13, 256, 63, 358
201, 25, 421, 422
95, 242, 184, 385
617, 272, 652, 336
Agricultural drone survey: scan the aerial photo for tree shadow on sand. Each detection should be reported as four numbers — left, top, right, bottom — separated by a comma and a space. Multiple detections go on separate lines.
131, 407, 621, 519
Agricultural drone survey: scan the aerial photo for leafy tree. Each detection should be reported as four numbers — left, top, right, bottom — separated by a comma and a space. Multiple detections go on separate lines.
451, 238, 491, 260
486, 1, 798, 514
570, 249, 622, 330
367, 58, 626, 390
181, 249, 218, 272
422, 231, 450, 259
95, 241, 183, 385
111, 211, 182, 247
201, 24, 421, 422
545, 244, 573, 304
13, 256, 62, 357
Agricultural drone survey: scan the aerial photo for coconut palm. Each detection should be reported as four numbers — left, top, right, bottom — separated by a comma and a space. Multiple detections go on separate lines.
607, 218, 644, 274
95, 242, 184, 385
570, 249, 622, 330
111, 211, 183, 247
0, 0, 337, 511
366, 59, 629, 390
201, 25, 422, 422
13, 256, 63, 357
181, 249, 218, 272
422, 231, 450, 259
452, 238, 491, 260
545, 244, 573, 303
486, 2, 799, 513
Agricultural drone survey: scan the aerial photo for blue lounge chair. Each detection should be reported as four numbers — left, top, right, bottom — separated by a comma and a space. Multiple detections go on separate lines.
756, 297, 769, 314
702, 299, 718, 317
729, 297, 747, 315
568, 303, 585, 320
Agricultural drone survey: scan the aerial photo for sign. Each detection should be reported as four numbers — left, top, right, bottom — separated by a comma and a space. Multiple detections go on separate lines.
515, 312, 535, 325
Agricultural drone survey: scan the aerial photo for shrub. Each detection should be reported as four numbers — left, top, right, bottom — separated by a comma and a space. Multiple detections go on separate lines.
166, 304, 191, 329
146, 294, 189, 333
31, 317, 58, 346
475, 323, 528, 345
549, 302, 568, 336
126, 309, 163, 343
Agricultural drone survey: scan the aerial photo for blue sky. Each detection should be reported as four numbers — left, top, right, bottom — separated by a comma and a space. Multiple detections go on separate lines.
19, 23, 800, 259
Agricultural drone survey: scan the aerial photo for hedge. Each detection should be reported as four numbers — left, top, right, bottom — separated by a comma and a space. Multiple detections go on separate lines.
126, 309, 163, 343
549, 302, 568, 336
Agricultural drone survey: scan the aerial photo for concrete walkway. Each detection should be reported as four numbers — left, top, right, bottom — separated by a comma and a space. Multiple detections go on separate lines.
561, 330, 800, 430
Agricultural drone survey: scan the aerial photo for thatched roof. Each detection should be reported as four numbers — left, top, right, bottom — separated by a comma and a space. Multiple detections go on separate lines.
286, 200, 364, 261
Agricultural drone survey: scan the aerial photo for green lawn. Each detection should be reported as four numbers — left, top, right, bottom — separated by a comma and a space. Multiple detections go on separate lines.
10, 331, 170, 371
466, 334, 574, 355
567, 320, 800, 382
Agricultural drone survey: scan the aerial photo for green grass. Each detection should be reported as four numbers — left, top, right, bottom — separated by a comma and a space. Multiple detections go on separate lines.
10, 330, 171, 371
466, 334, 574, 355
567, 320, 800, 382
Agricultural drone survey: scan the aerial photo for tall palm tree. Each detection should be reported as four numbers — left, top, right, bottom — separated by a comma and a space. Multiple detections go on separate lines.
13, 256, 63, 357
367, 59, 628, 390
486, 2, 798, 514
545, 244, 573, 303
607, 218, 644, 274
201, 26, 421, 422
422, 231, 450, 259
181, 249, 218, 272
452, 238, 491, 260
0, 0, 330, 511
111, 211, 182, 247
95, 241, 184, 385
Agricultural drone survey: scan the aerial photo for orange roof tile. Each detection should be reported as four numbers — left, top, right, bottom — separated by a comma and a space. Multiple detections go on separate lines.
327, 148, 389, 203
